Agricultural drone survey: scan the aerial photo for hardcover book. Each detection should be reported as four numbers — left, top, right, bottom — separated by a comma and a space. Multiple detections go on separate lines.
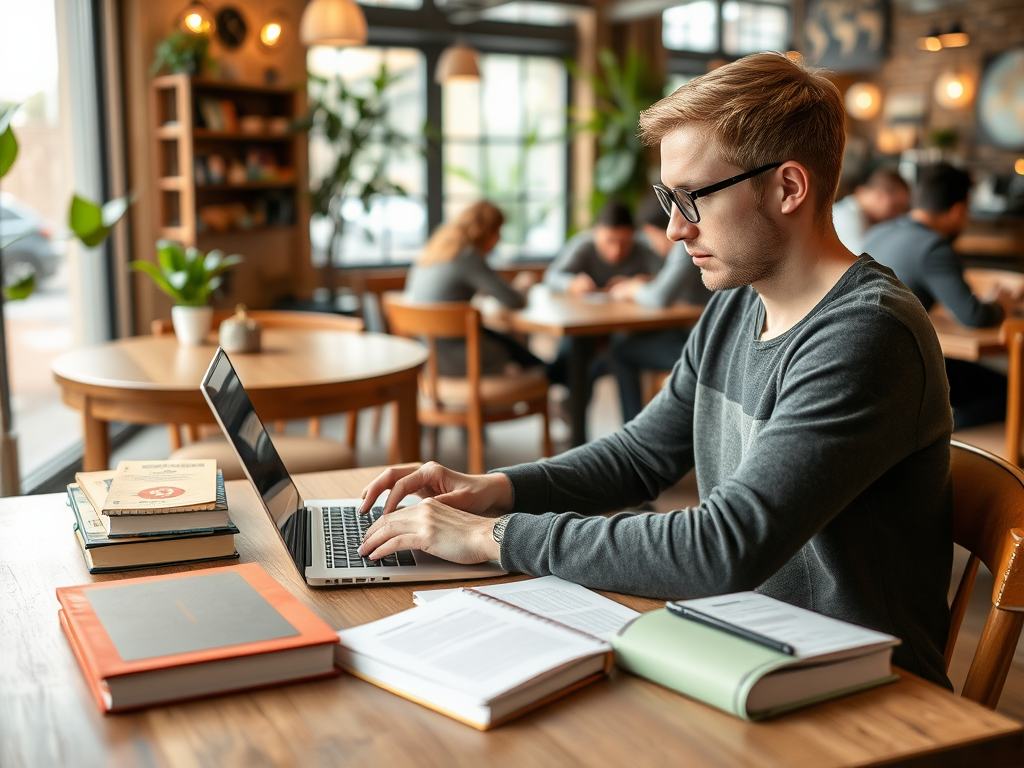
68, 485, 238, 573
94, 460, 218, 515
57, 563, 340, 712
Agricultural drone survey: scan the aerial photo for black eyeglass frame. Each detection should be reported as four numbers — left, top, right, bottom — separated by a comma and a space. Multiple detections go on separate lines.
652, 162, 784, 224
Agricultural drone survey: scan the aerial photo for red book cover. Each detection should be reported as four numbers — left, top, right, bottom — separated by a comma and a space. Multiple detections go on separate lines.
56, 563, 339, 712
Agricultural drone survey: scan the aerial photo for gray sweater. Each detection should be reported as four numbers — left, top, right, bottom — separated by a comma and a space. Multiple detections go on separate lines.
406, 246, 526, 376
864, 215, 1003, 328
544, 231, 663, 292
634, 241, 713, 308
497, 256, 953, 688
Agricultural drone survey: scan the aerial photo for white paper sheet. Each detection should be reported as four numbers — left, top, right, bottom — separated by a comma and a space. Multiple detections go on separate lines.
414, 576, 639, 641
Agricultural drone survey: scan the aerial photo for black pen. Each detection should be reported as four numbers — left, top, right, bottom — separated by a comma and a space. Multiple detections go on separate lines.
666, 602, 797, 656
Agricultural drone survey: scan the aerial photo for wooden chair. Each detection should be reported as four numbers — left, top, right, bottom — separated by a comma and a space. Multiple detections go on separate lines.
152, 309, 363, 480
947, 440, 1024, 707
382, 293, 552, 475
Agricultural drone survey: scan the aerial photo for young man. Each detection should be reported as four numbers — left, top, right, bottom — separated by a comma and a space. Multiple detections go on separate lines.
832, 166, 911, 254
543, 200, 662, 296
359, 53, 954, 689
865, 163, 1013, 429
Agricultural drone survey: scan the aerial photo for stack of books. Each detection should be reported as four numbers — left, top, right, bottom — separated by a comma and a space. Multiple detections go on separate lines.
69, 460, 239, 573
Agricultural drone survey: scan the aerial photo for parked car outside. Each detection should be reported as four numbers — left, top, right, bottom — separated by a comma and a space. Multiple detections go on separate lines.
0, 192, 63, 287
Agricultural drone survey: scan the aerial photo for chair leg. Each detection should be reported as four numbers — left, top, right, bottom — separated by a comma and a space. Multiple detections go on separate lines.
184, 424, 199, 444
167, 424, 182, 451
345, 410, 358, 449
962, 608, 1024, 709
309, 417, 322, 438
468, 423, 484, 475
273, 420, 286, 435
371, 405, 385, 442
541, 407, 553, 458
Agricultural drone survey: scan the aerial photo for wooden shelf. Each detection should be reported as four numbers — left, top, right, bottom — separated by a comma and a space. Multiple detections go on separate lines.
193, 128, 292, 142
156, 124, 185, 139
158, 176, 185, 190
196, 180, 297, 191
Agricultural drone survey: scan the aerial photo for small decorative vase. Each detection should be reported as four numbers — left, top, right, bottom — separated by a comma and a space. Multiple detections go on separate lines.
218, 304, 262, 353
171, 305, 214, 346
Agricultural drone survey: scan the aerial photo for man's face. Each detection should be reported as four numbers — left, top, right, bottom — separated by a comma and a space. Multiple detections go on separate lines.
860, 185, 910, 225
593, 225, 634, 265
661, 125, 785, 292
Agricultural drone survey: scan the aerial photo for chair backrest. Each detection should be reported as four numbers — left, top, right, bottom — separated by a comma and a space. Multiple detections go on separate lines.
151, 309, 363, 336
381, 292, 481, 409
948, 440, 1024, 707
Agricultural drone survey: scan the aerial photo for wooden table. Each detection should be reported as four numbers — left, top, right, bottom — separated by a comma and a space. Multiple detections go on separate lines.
4, 466, 1022, 768
490, 286, 704, 446
51, 329, 427, 471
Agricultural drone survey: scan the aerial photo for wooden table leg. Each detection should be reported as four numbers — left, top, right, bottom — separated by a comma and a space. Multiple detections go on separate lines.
81, 397, 111, 471
392, 378, 420, 464
568, 336, 597, 447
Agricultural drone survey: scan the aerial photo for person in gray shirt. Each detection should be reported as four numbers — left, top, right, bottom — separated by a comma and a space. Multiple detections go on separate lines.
358, 53, 953, 689
607, 196, 713, 422
406, 201, 544, 376
543, 200, 663, 296
864, 163, 1014, 429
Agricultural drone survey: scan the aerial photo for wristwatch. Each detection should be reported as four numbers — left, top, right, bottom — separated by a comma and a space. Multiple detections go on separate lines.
491, 514, 513, 545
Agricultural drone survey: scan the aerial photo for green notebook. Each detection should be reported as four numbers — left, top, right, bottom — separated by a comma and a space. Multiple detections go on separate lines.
612, 607, 899, 721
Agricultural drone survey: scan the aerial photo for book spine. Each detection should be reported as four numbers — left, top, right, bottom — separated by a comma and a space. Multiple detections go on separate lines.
58, 609, 112, 713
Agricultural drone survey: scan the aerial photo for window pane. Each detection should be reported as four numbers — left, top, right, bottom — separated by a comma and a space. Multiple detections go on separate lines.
665, 73, 699, 98
663, 1, 719, 53
307, 46, 427, 265
480, 1, 581, 26
442, 53, 567, 259
723, 1, 790, 55
356, 0, 421, 8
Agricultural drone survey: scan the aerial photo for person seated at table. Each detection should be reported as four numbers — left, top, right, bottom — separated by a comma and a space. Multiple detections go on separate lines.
405, 200, 545, 376
358, 52, 954, 690
865, 163, 1014, 431
606, 197, 714, 423
832, 166, 910, 254
543, 199, 663, 296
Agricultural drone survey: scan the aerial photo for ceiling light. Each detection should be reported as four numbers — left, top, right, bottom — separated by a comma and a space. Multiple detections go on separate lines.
436, 43, 481, 83
938, 24, 970, 48
916, 28, 942, 51
845, 83, 882, 121
261, 10, 286, 48
300, 0, 368, 47
934, 70, 975, 110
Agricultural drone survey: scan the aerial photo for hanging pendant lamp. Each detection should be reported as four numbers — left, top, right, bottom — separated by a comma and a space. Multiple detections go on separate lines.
300, 0, 368, 47
436, 43, 481, 83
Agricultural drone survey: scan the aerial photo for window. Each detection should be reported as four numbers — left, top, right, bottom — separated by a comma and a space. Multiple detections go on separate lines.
356, 0, 422, 8
663, 0, 791, 56
442, 54, 567, 259
306, 46, 428, 266
723, 1, 790, 56
663, 1, 719, 53
1, 0, 110, 488
664, 74, 698, 98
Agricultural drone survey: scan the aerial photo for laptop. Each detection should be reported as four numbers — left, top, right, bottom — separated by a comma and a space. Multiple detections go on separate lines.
200, 347, 506, 587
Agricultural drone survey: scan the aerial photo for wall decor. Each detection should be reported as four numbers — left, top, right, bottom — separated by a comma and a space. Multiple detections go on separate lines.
977, 48, 1024, 149
216, 7, 247, 50
804, 0, 887, 73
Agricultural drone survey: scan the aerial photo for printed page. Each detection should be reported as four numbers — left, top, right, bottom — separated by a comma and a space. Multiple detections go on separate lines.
675, 592, 898, 659
337, 589, 608, 702
414, 576, 640, 641
103, 460, 217, 513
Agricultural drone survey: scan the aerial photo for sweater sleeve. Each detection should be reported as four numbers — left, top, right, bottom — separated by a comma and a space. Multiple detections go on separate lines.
496, 308, 940, 600
464, 255, 526, 309
635, 247, 687, 307
543, 233, 592, 293
920, 241, 1003, 328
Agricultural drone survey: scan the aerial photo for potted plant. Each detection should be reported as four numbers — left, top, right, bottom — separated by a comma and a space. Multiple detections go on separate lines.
131, 240, 243, 345
151, 30, 213, 76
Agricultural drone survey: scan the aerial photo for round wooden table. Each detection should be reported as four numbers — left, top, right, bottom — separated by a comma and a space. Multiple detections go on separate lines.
51, 329, 427, 471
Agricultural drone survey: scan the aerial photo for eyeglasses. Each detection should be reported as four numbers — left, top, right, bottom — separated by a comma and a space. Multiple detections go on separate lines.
652, 162, 783, 224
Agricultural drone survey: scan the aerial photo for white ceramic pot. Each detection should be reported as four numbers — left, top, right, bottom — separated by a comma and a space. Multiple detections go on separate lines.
171, 305, 214, 346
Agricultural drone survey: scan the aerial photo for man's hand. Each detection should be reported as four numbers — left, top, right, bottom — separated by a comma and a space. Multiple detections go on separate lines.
566, 273, 597, 296
989, 287, 1016, 318
359, 462, 514, 517
609, 275, 651, 301
358, 498, 500, 564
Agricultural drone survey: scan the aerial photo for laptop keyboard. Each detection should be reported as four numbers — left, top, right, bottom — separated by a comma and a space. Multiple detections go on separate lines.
321, 505, 417, 569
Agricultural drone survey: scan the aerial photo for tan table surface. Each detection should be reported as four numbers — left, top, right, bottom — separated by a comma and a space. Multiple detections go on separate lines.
50, 329, 427, 471
2, 466, 1021, 768
930, 306, 1006, 362
493, 285, 705, 337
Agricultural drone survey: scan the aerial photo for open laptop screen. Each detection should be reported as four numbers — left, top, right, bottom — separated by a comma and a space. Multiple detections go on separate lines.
200, 348, 308, 574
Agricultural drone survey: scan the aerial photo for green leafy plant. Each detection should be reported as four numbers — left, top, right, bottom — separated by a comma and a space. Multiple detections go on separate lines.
131, 240, 243, 307
0, 102, 132, 301
928, 128, 959, 150
568, 47, 663, 214
296, 64, 411, 293
151, 30, 212, 76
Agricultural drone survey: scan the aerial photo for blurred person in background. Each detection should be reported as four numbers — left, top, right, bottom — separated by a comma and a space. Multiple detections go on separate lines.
833, 166, 910, 254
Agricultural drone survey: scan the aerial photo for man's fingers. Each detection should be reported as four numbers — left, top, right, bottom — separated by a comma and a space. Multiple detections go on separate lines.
358, 465, 417, 514
359, 509, 414, 555
384, 462, 444, 515
367, 534, 421, 561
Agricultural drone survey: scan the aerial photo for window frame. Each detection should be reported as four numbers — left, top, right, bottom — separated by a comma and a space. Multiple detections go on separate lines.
663, 0, 793, 73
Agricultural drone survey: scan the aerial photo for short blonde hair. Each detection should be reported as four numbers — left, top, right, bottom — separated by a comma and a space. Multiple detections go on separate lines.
419, 201, 505, 266
638, 52, 845, 225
